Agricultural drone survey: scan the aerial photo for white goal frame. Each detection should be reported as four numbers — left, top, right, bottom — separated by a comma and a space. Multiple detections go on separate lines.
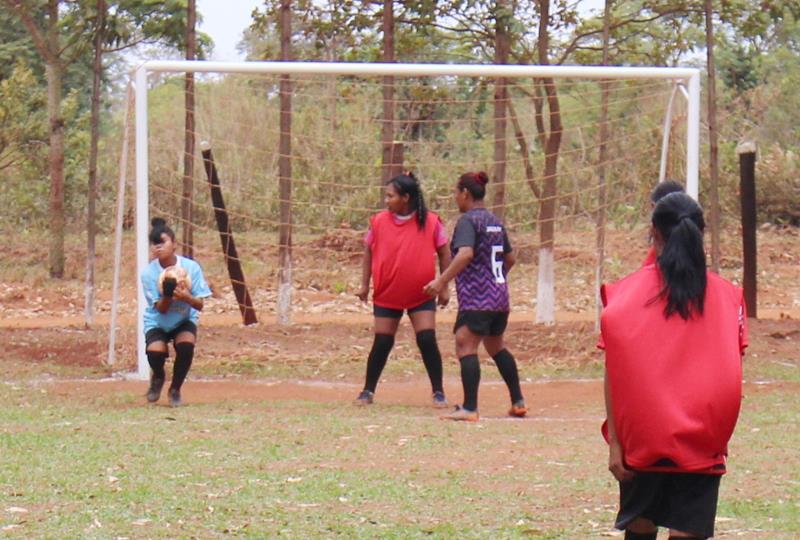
126, 60, 701, 379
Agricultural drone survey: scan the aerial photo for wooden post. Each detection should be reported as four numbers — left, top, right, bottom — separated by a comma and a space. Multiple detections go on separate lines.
388, 141, 404, 180
737, 140, 757, 319
182, 0, 196, 258
380, 0, 396, 187
201, 143, 258, 325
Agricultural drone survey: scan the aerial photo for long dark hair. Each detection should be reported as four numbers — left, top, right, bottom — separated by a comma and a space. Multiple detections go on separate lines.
387, 171, 428, 229
650, 179, 684, 204
651, 192, 706, 320
457, 171, 489, 200
148, 217, 175, 244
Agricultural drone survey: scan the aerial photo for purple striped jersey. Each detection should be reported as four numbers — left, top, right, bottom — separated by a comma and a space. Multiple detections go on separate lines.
451, 208, 512, 311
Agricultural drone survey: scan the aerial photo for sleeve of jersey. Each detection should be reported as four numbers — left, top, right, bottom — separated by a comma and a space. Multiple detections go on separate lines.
141, 267, 160, 307
739, 292, 749, 353
596, 283, 610, 350
189, 262, 213, 299
433, 217, 448, 248
451, 215, 476, 249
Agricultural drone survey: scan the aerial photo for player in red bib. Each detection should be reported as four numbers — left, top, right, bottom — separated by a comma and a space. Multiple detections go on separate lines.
600, 193, 748, 540
354, 172, 451, 407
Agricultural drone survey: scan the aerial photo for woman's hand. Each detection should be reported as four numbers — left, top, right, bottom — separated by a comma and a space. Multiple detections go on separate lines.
437, 286, 450, 307
172, 283, 192, 303
423, 278, 443, 298
356, 286, 369, 303
608, 440, 634, 483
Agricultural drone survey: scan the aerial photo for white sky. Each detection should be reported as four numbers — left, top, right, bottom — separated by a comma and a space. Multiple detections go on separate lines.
197, 0, 607, 62
197, 0, 264, 61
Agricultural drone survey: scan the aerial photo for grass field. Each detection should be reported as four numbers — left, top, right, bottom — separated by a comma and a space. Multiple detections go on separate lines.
1, 227, 798, 538
2, 326, 798, 539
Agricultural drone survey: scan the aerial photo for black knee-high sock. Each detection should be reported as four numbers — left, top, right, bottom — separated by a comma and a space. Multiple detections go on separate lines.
146, 351, 168, 380
364, 333, 395, 393
492, 349, 523, 403
415, 329, 444, 393
625, 532, 657, 540
459, 354, 480, 411
171, 342, 194, 390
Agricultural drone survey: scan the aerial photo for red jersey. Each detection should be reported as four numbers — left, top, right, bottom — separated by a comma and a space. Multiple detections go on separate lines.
641, 246, 656, 267
368, 210, 443, 310
600, 265, 748, 474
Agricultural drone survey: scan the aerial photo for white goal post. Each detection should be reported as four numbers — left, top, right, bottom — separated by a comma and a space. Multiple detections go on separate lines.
126, 60, 701, 379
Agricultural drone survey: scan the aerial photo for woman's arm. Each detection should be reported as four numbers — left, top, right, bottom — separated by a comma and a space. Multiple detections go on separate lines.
503, 250, 516, 275
605, 369, 633, 483
423, 247, 473, 297
173, 285, 204, 311
356, 245, 372, 302
435, 244, 452, 306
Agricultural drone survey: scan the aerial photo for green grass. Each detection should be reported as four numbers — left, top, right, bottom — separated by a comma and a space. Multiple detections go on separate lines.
1, 368, 798, 538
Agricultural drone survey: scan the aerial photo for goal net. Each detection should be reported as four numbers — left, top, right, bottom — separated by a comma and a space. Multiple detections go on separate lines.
114, 61, 700, 377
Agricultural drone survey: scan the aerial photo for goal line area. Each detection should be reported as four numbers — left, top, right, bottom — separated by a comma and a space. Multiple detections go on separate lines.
112, 61, 700, 376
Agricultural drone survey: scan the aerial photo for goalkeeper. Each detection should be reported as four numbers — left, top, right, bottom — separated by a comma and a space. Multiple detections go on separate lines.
140, 218, 212, 407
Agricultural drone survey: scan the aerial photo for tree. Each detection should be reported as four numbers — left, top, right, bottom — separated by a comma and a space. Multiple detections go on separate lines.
1, 0, 85, 278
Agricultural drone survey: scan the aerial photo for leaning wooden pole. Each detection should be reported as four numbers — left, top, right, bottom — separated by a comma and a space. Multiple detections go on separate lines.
201, 143, 258, 325
737, 141, 757, 319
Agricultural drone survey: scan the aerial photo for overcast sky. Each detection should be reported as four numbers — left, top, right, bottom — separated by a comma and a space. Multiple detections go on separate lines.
197, 1, 608, 62
197, 0, 264, 61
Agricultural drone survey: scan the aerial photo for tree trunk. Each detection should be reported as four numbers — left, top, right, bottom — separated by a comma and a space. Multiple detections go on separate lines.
46, 0, 65, 278
380, 0, 396, 186
182, 0, 196, 258
492, 0, 510, 219
277, 0, 293, 325
705, 0, 720, 272
85, 0, 106, 327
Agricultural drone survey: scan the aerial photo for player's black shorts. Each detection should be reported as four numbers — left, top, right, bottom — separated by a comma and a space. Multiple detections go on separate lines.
454, 310, 509, 336
145, 320, 198, 346
373, 299, 436, 319
615, 471, 722, 539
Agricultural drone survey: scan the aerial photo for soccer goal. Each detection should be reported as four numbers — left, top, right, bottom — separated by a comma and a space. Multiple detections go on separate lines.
112, 61, 700, 378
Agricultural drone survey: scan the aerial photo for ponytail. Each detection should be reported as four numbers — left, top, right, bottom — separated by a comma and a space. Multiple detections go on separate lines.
387, 171, 428, 230
651, 192, 706, 320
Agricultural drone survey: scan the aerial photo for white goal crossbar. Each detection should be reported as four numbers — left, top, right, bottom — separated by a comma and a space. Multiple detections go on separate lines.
129, 60, 701, 379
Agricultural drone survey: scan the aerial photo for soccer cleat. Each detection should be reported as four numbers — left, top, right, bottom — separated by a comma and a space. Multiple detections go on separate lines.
508, 399, 528, 418
354, 390, 374, 406
440, 405, 479, 422
168, 387, 182, 408
432, 391, 449, 408
146, 377, 165, 403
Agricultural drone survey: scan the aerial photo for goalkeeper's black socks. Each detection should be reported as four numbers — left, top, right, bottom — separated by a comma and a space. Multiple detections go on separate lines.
171, 342, 194, 390
363, 333, 395, 393
415, 329, 444, 394
146, 350, 168, 380
492, 348, 524, 404
458, 354, 480, 411
625, 531, 657, 540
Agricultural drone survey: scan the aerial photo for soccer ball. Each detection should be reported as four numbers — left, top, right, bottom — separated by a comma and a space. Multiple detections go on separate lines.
158, 266, 192, 294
